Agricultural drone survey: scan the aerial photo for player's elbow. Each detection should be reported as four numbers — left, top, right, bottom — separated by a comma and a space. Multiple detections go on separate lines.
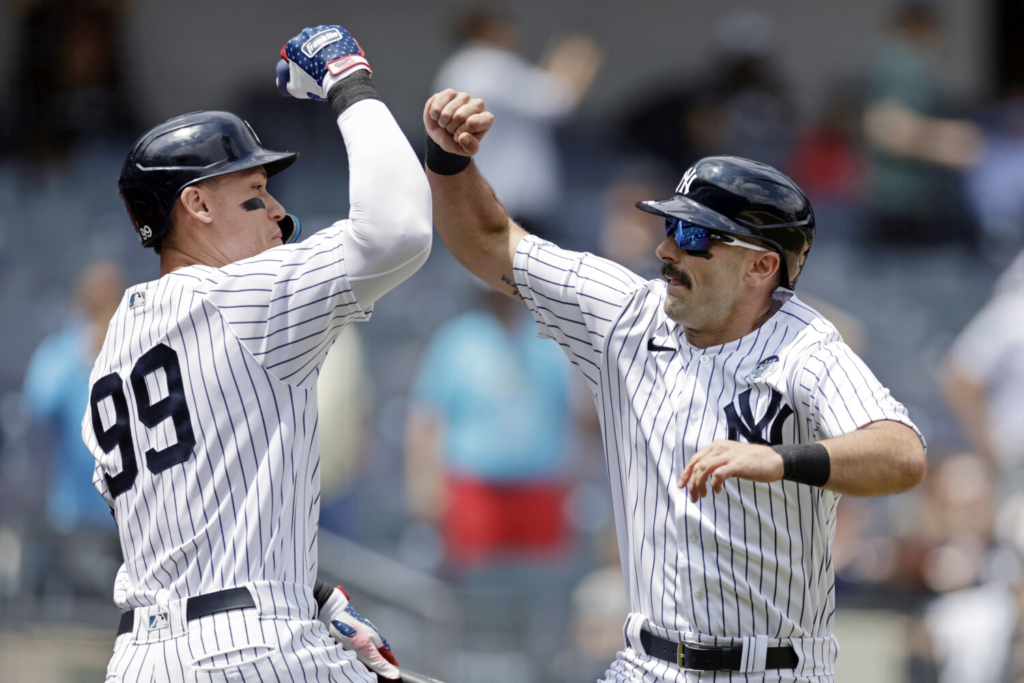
903, 442, 927, 490
406, 201, 434, 255
388, 204, 433, 265
856, 421, 927, 495
387, 174, 433, 254
352, 184, 433, 266
893, 432, 927, 493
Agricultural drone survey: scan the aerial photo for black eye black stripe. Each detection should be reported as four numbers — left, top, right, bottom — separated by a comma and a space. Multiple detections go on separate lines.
241, 198, 266, 212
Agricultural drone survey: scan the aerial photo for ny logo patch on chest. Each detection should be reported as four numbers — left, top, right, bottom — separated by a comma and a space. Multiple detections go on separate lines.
724, 388, 793, 446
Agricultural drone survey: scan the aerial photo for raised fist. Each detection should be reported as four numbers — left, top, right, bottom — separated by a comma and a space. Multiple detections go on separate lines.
277, 25, 371, 101
423, 89, 494, 157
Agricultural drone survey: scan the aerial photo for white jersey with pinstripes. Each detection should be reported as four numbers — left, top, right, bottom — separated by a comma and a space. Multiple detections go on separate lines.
512, 235, 923, 681
85, 224, 370, 609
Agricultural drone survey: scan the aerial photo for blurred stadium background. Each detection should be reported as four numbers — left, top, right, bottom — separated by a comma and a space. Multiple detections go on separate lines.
2, 0, 1024, 681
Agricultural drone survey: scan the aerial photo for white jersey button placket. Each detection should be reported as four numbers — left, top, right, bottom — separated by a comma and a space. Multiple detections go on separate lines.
676, 344, 708, 630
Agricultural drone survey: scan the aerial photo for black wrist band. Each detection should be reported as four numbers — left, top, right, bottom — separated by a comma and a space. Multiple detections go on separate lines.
774, 443, 830, 487
327, 72, 380, 117
425, 134, 471, 175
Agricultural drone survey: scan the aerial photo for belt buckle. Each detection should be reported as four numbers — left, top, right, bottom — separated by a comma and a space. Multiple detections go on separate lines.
677, 642, 703, 672
677, 643, 736, 673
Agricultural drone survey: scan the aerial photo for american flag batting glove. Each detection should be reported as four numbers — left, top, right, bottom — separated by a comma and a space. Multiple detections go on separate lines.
315, 583, 401, 680
276, 25, 372, 101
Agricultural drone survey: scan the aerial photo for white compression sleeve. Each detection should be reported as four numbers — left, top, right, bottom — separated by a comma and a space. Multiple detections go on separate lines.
336, 99, 432, 307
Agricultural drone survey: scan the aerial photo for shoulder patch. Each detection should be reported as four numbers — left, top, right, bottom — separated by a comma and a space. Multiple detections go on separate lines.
129, 291, 147, 310
748, 355, 780, 382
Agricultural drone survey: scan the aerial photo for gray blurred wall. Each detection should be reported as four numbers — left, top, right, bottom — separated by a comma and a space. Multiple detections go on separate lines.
0, 0, 990, 136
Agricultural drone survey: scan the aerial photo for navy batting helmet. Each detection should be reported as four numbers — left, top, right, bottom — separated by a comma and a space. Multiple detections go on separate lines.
118, 111, 300, 249
636, 156, 815, 289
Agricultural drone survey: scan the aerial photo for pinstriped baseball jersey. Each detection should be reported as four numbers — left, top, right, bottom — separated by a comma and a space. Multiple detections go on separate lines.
82, 223, 369, 611
512, 235, 923, 680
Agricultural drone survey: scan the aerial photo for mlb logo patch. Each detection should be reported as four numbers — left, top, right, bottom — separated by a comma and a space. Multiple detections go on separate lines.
129, 291, 146, 309
748, 355, 780, 382
147, 612, 169, 631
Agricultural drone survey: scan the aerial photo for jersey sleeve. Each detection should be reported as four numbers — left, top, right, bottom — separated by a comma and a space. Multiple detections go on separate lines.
795, 341, 926, 448
184, 222, 367, 388
512, 235, 645, 390
113, 562, 133, 609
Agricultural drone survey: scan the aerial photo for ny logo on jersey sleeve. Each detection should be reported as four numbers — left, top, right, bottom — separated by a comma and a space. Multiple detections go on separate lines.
724, 387, 794, 446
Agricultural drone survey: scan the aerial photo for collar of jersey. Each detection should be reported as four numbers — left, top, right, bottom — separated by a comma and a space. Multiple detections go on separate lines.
658, 288, 795, 355
656, 319, 732, 356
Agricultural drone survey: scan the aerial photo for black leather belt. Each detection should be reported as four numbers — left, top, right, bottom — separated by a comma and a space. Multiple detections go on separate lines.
116, 587, 256, 636
640, 629, 798, 672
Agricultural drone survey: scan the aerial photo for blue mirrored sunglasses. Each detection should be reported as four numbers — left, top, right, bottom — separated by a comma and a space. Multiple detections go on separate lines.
664, 217, 770, 253
665, 218, 715, 251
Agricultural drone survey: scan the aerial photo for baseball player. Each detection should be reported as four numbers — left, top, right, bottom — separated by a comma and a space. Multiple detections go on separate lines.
83, 25, 429, 681
421, 90, 928, 682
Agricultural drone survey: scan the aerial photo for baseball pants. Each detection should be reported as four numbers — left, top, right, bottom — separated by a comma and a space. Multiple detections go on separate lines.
104, 580, 376, 683
601, 613, 837, 683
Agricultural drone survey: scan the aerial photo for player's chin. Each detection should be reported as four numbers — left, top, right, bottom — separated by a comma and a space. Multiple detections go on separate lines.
663, 295, 692, 325
665, 282, 691, 299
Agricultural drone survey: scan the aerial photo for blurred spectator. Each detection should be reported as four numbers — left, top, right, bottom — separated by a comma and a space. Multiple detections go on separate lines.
596, 169, 670, 279
548, 527, 628, 683
316, 325, 372, 535
942, 258, 1024, 492
432, 4, 601, 236
404, 287, 575, 568
619, 10, 794, 171
925, 581, 1016, 683
7, 0, 139, 163
862, 1, 981, 245
920, 480, 1024, 683
23, 260, 123, 533
993, 244, 1024, 298
787, 84, 867, 206
918, 454, 996, 593
966, 96, 1024, 261
21, 260, 124, 600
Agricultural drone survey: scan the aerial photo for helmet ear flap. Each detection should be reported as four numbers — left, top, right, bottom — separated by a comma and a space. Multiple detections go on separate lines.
120, 189, 168, 247
278, 214, 302, 244
783, 232, 813, 288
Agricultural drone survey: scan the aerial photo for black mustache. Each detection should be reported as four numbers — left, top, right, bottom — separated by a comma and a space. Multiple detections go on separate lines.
661, 264, 691, 289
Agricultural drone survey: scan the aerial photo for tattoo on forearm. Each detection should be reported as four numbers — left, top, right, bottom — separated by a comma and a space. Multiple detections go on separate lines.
501, 274, 525, 301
